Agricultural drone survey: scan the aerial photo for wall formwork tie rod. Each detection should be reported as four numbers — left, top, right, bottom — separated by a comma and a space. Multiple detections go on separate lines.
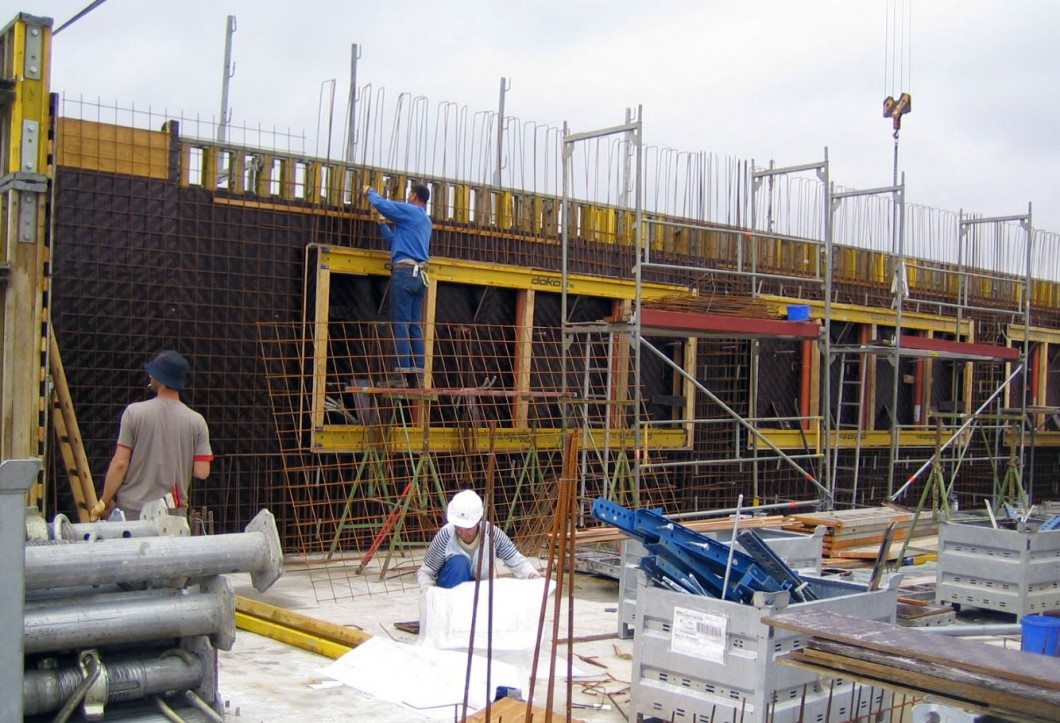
24, 509, 283, 592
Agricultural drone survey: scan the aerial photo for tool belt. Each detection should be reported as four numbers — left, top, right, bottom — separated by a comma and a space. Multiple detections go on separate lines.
393, 259, 429, 286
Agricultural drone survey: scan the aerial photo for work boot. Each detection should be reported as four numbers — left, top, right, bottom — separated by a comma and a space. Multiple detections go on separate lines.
386, 372, 408, 389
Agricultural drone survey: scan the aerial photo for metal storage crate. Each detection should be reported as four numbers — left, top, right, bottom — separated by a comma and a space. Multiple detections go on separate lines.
631, 574, 900, 723
935, 518, 1060, 619
618, 527, 824, 638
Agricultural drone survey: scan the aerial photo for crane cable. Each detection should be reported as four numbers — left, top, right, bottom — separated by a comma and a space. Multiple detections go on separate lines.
883, 1, 914, 141
54, 0, 112, 36
884, 0, 913, 101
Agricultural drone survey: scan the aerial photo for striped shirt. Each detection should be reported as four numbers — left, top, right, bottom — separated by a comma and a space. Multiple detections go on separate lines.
417, 522, 537, 589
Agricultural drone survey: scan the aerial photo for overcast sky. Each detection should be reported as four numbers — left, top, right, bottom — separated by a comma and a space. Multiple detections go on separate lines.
16, 1, 1060, 234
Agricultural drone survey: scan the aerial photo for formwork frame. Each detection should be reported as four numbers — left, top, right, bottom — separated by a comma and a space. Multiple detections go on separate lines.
0, 14, 51, 508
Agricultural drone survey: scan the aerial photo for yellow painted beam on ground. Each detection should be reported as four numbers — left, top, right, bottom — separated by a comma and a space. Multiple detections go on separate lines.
236, 612, 353, 659
235, 595, 371, 659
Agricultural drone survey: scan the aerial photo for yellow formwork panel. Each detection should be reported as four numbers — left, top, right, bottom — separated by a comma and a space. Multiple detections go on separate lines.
871, 250, 887, 284
453, 184, 470, 224
496, 190, 513, 229
54, 124, 1060, 314
1033, 278, 1057, 308
58, 118, 169, 179
201, 147, 218, 191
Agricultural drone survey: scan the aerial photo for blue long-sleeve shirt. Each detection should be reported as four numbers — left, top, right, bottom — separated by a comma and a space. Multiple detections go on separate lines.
365, 189, 431, 264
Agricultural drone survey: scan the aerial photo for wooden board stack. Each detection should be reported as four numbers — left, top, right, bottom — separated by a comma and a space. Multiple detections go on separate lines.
782, 507, 937, 562
765, 610, 1060, 722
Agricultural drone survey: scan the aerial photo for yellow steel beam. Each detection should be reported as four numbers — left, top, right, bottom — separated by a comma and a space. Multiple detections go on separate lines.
758, 294, 972, 334
313, 425, 687, 453
318, 245, 689, 301
754, 429, 942, 449
1007, 324, 1060, 344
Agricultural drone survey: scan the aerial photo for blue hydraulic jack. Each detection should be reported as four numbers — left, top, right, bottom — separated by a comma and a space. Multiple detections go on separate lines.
591, 498, 816, 604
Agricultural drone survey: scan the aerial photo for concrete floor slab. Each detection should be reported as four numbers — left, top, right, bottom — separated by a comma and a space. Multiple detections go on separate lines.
220, 561, 633, 722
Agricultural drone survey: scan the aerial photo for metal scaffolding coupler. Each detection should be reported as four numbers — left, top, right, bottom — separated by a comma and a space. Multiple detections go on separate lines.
591, 498, 816, 604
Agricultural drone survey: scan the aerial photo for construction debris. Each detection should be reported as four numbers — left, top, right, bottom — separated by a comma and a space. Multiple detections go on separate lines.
766, 609, 1060, 722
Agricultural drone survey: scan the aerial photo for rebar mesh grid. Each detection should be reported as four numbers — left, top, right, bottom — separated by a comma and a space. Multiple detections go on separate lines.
44, 98, 1060, 571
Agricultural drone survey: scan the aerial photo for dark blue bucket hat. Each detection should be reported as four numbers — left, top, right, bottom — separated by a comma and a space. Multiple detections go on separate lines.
145, 350, 189, 391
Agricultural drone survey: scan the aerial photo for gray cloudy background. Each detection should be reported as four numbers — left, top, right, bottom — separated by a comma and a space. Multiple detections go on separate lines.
16, 0, 1060, 234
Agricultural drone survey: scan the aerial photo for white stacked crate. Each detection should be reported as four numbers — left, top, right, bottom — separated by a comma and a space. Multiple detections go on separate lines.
935, 518, 1060, 619
631, 575, 900, 723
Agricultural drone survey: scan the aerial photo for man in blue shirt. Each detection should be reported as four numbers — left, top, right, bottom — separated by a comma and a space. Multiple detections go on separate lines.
363, 182, 432, 385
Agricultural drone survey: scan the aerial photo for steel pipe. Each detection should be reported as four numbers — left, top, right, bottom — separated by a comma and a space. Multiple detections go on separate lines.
23, 651, 204, 716
65, 518, 167, 540
56, 500, 192, 541
25, 509, 282, 592
24, 577, 235, 653
0, 458, 42, 723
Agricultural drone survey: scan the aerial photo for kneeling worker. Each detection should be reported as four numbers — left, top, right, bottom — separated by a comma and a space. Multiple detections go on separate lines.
418, 489, 541, 590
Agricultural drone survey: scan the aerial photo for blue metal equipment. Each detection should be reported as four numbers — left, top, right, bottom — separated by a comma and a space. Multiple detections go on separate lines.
591, 498, 816, 604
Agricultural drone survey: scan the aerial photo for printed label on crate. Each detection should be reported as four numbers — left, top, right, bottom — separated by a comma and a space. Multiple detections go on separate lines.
670, 606, 726, 662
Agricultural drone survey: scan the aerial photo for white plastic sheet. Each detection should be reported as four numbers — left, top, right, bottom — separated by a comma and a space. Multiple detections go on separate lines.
323, 636, 527, 720
418, 577, 554, 651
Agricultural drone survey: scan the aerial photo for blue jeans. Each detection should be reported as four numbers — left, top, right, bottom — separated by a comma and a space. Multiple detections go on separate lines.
390, 265, 425, 370
437, 554, 473, 588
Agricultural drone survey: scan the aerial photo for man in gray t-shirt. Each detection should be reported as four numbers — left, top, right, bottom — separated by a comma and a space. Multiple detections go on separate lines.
91, 350, 213, 521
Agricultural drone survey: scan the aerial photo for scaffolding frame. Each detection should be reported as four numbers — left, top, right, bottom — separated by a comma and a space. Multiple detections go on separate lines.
825, 193, 1035, 514
560, 110, 643, 513
561, 123, 839, 510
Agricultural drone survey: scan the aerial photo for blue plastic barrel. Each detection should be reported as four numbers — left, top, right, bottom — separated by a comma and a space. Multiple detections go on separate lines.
1020, 614, 1060, 656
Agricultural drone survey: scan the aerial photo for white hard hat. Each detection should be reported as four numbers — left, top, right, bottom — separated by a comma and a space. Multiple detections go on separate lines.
447, 489, 483, 528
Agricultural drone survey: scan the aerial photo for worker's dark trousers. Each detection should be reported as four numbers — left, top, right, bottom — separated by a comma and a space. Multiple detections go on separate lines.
438, 555, 473, 588
390, 265, 426, 371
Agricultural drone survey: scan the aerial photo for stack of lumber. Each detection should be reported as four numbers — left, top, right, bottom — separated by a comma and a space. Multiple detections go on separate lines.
765, 610, 1060, 722
783, 507, 936, 562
